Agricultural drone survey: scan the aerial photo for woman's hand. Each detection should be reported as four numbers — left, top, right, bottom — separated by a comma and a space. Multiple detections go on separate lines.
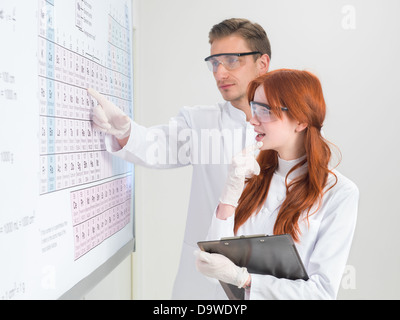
219, 142, 263, 209
195, 251, 251, 289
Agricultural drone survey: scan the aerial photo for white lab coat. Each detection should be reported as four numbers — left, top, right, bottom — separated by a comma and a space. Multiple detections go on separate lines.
105, 101, 256, 299
207, 156, 359, 300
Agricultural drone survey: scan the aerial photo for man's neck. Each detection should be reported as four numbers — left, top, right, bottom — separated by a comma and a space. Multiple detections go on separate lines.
231, 100, 252, 121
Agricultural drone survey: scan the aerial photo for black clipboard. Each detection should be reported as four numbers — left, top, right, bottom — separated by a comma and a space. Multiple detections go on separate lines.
197, 234, 309, 300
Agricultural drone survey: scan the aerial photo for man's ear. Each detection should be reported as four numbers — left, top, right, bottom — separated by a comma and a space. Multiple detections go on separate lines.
296, 122, 308, 133
258, 54, 270, 74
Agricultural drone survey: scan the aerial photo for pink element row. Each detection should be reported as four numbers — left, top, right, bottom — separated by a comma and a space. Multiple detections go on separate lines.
70, 176, 132, 260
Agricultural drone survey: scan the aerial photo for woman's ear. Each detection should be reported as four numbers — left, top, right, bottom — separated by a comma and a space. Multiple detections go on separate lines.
295, 122, 308, 133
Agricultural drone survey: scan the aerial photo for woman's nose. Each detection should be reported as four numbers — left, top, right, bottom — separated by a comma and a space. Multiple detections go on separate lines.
250, 114, 260, 126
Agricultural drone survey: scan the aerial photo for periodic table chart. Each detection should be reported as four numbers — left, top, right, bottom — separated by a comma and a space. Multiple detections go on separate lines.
0, 0, 135, 299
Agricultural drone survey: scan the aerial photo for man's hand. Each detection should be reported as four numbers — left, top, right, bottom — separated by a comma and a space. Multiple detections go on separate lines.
87, 88, 131, 140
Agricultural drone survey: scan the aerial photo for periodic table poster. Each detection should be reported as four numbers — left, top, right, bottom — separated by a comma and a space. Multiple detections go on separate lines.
0, 0, 135, 299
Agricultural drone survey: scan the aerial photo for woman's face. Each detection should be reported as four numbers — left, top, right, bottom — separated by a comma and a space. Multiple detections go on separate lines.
250, 85, 307, 160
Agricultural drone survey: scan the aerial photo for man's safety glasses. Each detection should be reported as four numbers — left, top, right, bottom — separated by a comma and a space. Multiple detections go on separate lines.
204, 52, 261, 72
250, 101, 288, 123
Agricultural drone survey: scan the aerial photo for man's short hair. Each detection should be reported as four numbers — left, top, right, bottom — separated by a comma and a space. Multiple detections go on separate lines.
209, 18, 272, 60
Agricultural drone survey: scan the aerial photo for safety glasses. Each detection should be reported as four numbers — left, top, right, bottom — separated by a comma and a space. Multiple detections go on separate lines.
204, 52, 261, 72
250, 101, 288, 123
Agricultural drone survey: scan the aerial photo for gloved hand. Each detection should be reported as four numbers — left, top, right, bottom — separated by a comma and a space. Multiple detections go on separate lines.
195, 250, 250, 288
87, 88, 131, 139
219, 142, 263, 207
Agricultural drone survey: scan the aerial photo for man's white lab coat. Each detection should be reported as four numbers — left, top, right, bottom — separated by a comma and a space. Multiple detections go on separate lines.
105, 101, 256, 299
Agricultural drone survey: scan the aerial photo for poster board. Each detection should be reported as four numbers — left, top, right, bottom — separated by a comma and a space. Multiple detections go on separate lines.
0, 0, 135, 300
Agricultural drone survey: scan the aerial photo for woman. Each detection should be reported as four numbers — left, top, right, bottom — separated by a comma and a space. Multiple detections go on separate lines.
196, 69, 359, 300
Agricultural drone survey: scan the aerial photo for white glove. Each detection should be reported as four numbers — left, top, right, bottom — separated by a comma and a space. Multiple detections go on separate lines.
195, 250, 249, 288
219, 142, 263, 207
87, 88, 131, 139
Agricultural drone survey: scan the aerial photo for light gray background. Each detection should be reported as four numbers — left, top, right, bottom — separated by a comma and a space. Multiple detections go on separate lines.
90, 0, 400, 300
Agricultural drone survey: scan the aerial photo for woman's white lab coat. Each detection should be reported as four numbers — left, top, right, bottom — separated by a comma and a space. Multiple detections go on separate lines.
105, 102, 256, 299
207, 156, 359, 300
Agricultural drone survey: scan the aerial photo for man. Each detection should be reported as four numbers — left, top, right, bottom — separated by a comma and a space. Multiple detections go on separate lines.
88, 18, 271, 299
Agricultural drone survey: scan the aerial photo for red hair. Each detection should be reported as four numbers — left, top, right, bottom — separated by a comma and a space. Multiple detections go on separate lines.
234, 69, 338, 242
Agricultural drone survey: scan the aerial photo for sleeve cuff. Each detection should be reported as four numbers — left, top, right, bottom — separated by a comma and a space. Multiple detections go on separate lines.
206, 206, 235, 241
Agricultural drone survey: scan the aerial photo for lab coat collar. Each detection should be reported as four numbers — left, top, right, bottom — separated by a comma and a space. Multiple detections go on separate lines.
225, 102, 247, 123
276, 155, 308, 180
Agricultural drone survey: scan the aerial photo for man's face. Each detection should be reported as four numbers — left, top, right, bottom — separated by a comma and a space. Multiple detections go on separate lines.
209, 35, 268, 107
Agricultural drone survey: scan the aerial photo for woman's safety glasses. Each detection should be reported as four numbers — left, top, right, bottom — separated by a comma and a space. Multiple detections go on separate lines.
250, 101, 288, 123
204, 52, 261, 72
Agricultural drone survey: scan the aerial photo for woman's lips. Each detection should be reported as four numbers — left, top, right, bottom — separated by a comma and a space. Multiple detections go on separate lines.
255, 133, 266, 142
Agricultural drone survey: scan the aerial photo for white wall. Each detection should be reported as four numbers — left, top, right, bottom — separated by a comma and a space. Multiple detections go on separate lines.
89, 0, 400, 300
83, 255, 133, 300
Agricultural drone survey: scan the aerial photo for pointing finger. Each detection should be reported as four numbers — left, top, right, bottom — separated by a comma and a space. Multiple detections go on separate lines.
87, 88, 109, 107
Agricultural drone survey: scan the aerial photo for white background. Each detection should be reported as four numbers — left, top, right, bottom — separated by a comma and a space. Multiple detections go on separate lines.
124, 0, 400, 300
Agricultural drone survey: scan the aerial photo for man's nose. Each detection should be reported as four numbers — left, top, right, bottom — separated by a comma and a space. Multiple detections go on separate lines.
214, 63, 229, 80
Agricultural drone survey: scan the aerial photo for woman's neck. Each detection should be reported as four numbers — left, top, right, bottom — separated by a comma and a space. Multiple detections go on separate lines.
276, 155, 307, 179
